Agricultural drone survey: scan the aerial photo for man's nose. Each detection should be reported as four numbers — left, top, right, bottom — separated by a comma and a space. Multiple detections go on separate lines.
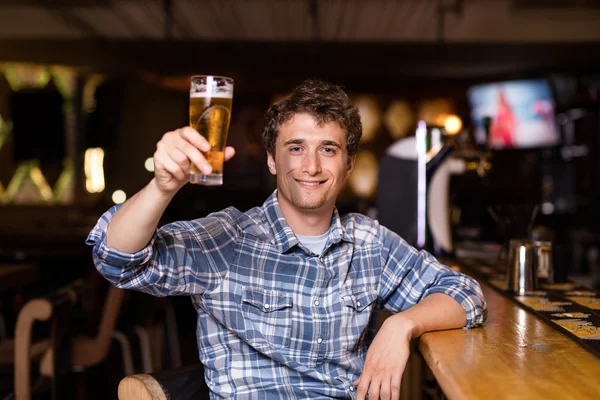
301, 152, 321, 175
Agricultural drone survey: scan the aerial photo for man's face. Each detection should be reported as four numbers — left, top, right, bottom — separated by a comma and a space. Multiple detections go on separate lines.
267, 113, 355, 214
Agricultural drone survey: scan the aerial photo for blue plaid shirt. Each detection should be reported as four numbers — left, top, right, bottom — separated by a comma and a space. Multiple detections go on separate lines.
87, 190, 486, 399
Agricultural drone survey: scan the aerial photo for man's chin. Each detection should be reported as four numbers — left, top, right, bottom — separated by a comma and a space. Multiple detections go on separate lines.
299, 204, 324, 211
294, 199, 326, 211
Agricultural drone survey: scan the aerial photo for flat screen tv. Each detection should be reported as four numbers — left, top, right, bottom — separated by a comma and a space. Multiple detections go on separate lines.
467, 79, 560, 150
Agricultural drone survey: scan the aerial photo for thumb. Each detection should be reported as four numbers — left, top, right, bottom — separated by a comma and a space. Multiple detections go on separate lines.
353, 376, 361, 386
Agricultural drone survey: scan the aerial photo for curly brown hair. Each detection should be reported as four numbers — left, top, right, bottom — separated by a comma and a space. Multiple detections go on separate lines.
262, 79, 362, 160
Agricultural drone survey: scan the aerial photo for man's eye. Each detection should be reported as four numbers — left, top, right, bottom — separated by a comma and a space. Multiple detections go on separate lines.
322, 147, 336, 154
289, 147, 302, 152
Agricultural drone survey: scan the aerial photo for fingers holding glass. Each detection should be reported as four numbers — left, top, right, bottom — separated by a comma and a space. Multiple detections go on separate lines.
224, 146, 235, 162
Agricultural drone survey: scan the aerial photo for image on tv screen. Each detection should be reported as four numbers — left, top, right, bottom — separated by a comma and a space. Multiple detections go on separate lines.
467, 79, 560, 150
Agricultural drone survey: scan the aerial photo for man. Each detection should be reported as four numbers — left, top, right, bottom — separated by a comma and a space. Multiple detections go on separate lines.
87, 79, 487, 400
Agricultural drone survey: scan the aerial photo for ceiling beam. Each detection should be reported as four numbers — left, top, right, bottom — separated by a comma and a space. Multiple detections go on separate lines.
1, 39, 599, 92
512, 0, 600, 9
0, 0, 111, 6
45, 8, 104, 38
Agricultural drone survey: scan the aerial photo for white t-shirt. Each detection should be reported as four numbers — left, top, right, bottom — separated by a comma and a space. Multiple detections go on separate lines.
296, 231, 329, 256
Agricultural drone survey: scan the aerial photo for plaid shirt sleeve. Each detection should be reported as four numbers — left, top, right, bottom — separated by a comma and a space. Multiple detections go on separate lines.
86, 205, 237, 297
377, 225, 487, 328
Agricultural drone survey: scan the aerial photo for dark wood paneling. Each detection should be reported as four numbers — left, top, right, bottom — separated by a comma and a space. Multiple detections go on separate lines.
1, 39, 600, 93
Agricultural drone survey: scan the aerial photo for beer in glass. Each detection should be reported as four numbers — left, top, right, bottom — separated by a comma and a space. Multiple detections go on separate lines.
189, 75, 233, 185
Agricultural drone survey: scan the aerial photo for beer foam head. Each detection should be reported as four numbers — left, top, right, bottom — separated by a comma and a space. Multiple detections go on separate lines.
190, 91, 233, 99
190, 76, 233, 99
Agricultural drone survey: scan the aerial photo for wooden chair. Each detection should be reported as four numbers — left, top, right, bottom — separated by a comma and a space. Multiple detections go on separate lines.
1, 281, 133, 399
2, 279, 86, 400
38, 285, 128, 375
118, 364, 208, 400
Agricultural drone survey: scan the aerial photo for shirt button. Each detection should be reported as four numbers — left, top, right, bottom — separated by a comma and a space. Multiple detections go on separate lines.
314, 300, 320, 306
356, 301, 361, 307
317, 337, 323, 344
264, 304, 270, 309
349, 386, 354, 392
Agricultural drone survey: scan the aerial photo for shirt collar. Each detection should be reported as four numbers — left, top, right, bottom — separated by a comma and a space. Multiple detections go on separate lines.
262, 190, 353, 253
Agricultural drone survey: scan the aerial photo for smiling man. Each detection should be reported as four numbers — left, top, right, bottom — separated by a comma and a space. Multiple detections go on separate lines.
267, 112, 352, 234
87, 79, 487, 400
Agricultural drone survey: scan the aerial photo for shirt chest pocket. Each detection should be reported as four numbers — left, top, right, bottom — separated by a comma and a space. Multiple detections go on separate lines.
241, 287, 293, 349
341, 289, 378, 351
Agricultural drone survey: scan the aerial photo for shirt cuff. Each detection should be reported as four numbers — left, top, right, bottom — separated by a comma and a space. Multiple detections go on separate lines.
85, 205, 154, 268
427, 281, 488, 328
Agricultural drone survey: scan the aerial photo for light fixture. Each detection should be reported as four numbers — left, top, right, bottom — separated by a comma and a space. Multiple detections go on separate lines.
444, 115, 463, 135
83, 74, 106, 112
384, 101, 414, 140
144, 157, 155, 172
2, 63, 51, 91
112, 190, 127, 205
354, 96, 381, 143
3, 161, 53, 204
347, 151, 378, 198
84, 148, 105, 193
50, 65, 78, 100
418, 99, 453, 126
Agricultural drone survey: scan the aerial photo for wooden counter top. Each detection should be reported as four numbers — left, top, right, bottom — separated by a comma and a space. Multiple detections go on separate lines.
419, 268, 600, 400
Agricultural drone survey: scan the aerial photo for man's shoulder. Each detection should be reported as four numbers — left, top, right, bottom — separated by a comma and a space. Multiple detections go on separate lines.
339, 211, 379, 228
209, 205, 271, 239
339, 212, 381, 245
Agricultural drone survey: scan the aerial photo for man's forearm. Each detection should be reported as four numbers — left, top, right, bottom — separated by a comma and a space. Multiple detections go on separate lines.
106, 178, 176, 253
389, 293, 467, 339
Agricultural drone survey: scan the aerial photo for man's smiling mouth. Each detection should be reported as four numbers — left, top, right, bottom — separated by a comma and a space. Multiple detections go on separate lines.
295, 179, 327, 188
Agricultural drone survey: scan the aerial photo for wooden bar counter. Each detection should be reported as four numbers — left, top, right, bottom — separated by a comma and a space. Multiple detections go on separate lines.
419, 266, 600, 400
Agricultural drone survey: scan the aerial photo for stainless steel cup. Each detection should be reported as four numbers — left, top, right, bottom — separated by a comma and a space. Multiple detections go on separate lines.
507, 239, 553, 293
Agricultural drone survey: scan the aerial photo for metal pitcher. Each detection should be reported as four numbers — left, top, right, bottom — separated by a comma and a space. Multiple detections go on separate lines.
507, 239, 553, 293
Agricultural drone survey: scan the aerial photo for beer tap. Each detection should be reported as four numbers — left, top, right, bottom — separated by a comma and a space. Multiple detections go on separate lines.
475, 116, 492, 178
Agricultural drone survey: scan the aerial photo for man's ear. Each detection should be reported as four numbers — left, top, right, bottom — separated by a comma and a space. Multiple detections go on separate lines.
267, 152, 277, 175
346, 154, 356, 178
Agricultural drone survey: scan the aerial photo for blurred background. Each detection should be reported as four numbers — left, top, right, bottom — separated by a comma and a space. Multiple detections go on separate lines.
0, 0, 599, 398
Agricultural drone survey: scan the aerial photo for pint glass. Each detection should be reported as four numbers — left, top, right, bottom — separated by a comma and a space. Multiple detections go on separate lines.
189, 75, 233, 185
